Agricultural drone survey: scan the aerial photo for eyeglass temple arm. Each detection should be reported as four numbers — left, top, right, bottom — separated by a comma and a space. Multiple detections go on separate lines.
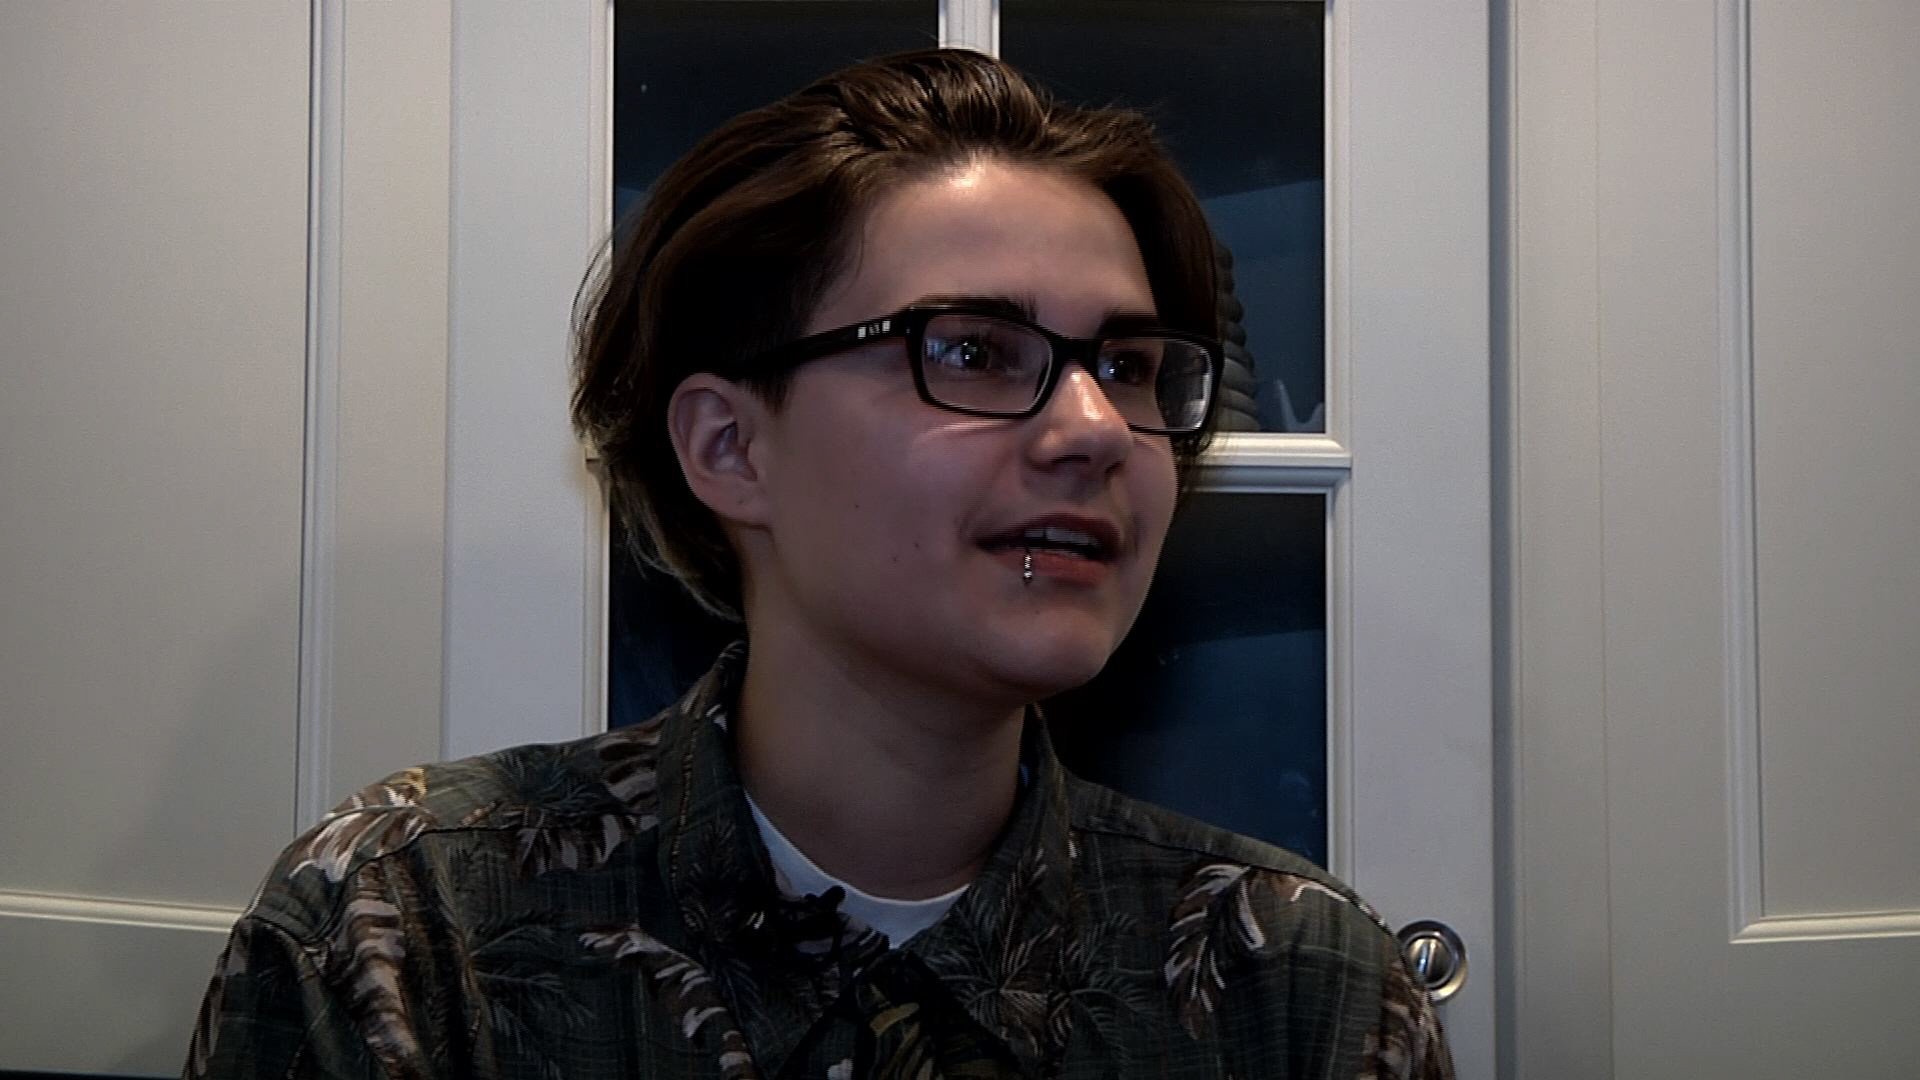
729, 315, 905, 376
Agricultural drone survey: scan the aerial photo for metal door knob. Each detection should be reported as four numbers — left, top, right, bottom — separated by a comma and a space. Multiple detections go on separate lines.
1395, 920, 1467, 1003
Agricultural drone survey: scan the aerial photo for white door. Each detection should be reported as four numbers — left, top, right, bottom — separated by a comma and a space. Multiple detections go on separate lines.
1509, 1, 1919, 1074
446, 2, 1494, 1074
0, 4, 452, 1075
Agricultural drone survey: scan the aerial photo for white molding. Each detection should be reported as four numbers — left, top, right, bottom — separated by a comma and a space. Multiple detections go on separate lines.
1317, 0, 1356, 887
1505, 3, 1617, 1073
1326, 478, 1356, 880
1736, 909, 1920, 944
1230, 0, 1348, 461
1192, 433, 1351, 493
1261, 21, 1356, 902
0, 890, 239, 935
1717, 0, 1765, 937
939, 0, 997, 55
585, 0, 615, 740
297, 0, 345, 829
1324, 0, 1352, 452
444, 2, 604, 761
585, 468, 614, 739
1338, 2, 1491, 1067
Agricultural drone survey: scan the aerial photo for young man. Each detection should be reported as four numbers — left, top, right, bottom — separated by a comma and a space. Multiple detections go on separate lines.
187, 49, 1451, 1079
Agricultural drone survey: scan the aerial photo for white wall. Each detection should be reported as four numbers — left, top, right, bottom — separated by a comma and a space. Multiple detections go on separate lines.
0, 4, 451, 1073
0, 8, 309, 1071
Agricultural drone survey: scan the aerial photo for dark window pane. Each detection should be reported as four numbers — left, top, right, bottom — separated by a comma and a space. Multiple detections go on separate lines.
1002, 2, 1327, 433
1048, 492, 1329, 866
607, 548, 738, 729
609, 2, 937, 726
615, 1, 937, 216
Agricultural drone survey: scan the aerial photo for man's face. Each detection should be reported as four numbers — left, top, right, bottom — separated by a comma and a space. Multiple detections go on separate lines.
739, 159, 1181, 710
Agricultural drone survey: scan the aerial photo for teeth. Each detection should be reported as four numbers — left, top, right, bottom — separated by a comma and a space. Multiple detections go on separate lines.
1013, 526, 1105, 555
984, 524, 1112, 558
1023, 526, 1096, 546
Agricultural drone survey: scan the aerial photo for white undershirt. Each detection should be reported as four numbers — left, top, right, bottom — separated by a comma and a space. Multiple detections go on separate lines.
745, 792, 969, 948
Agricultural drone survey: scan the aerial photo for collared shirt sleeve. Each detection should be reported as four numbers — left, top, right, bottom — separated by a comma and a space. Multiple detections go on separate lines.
1362, 944, 1455, 1080
185, 914, 389, 1080
1162, 857, 1456, 1079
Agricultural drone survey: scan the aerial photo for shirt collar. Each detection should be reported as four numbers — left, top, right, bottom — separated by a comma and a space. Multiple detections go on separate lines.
653, 641, 1082, 1077
898, 708, 1084, 1071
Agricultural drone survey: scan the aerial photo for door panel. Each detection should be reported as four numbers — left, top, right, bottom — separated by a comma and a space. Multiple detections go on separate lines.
1747, 0, 1920, 919
1512, 1, 1918, 1073
0, 5, 309, 1074
0, 4, 454, 1072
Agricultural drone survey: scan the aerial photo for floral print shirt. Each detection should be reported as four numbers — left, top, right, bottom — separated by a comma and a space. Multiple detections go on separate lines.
186, 643, 1452, 1079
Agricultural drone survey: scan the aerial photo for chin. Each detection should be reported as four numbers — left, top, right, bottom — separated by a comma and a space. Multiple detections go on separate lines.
985, 627, 1122, 703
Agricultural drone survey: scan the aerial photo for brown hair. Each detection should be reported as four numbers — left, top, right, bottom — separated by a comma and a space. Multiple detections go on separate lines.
572, 48, 1219, 621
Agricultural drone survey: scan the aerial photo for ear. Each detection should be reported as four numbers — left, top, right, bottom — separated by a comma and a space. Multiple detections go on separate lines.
667, 373, 774, 529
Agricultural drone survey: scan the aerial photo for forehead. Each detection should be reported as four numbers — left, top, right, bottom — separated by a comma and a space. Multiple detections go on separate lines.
807, 160, 1158, 333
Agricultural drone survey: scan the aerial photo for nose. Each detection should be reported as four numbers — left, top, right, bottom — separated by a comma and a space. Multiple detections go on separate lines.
1027, 363, 1134, 475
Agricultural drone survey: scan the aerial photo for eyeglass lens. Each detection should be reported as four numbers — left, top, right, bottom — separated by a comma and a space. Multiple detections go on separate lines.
919, 314, 1211, 432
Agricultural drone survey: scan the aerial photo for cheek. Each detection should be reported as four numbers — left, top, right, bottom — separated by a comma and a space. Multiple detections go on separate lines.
1133, 449, 1181, 547
789, 413, 963, 565
867, 441, 980, 560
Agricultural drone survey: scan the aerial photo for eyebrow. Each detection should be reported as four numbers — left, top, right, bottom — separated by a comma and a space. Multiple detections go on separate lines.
912, 293, 1165, 336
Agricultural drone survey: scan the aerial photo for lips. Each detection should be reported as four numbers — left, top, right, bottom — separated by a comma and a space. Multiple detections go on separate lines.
978, 514, 1123, 562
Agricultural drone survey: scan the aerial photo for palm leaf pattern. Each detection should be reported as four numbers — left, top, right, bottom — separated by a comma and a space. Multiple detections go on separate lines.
867, 1001, 936, 1080
513, 716, 665, 877
1358, 946, 1453, 1080
1164, 862, 1346, 1039
291, 768, 435, 882
515, 809, 652, 876
333, 885, 428, 1080
964, 924, 1057, 1059
1055, 909, 1155, 1070
186, 931, 249, 1078
581, 926, 762, 1080
918, 832, 1158, 1072
460, 914, 594, 1080
861, 983, 1023, 1080
599, 712, 666, 808
922, 845, 1060, 1061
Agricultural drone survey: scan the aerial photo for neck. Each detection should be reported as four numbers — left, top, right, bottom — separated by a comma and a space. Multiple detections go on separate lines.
736, 628, 1026, 901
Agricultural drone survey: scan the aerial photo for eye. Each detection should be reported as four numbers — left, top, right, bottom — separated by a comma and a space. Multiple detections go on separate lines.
922, 318, 1039, 377
1098, 341, 1164, 387
926, 335, 1006, 373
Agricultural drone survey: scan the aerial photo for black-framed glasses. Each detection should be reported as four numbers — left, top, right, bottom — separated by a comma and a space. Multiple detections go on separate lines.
739, 303, 1223, 436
